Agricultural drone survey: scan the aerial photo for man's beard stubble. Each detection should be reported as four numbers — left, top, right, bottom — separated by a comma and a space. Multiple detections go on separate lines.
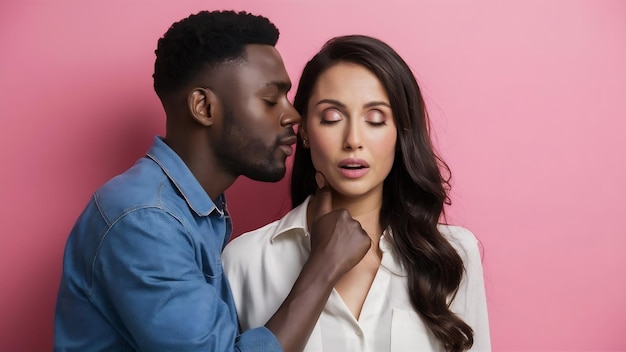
218, 105, 287, 182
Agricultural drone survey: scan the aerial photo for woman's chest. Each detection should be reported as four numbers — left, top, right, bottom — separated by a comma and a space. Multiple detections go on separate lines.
304, 268, 443, 352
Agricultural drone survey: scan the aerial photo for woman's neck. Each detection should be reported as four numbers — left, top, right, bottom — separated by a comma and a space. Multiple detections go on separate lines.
307, 188, 385, 246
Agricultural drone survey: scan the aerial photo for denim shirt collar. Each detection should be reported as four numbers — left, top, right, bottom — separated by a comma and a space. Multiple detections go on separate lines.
146, 136, 221, 217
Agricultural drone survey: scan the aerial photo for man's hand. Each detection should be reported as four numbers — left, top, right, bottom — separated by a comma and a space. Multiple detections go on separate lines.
265, 172, 371, 352
308, 172, 371, 282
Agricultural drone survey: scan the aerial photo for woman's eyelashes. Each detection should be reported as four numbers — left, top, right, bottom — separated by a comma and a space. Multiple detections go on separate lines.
319, 108, 343, 124
318, 108, 389, 126
364, 110, 387, 126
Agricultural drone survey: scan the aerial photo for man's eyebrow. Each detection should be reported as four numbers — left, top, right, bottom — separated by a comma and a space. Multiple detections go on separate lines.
264, 81, 292, 91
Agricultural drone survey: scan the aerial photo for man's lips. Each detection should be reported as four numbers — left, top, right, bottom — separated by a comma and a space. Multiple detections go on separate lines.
278, 135, 297, 157
279, 135, 297, 146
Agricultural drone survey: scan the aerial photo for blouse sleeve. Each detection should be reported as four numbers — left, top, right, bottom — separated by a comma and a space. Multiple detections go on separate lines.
448, 226, 492, 352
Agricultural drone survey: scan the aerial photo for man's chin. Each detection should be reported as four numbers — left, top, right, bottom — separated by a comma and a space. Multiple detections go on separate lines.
245, 167, 286, 183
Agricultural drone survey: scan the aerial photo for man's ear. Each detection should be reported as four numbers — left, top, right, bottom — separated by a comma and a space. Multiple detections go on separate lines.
188, 87, 219, 126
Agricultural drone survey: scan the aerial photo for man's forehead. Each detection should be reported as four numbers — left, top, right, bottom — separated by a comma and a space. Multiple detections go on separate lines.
242, 44, 284, 68
240, 44, 291, 88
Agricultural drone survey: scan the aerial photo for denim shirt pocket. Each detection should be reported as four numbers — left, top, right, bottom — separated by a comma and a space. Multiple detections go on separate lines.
200, 249, 223, 281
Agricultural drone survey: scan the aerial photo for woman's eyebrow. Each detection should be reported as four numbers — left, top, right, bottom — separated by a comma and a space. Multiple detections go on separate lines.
315, 99, 390, 109
363, 101, 391, 108
314, 98, 345, 108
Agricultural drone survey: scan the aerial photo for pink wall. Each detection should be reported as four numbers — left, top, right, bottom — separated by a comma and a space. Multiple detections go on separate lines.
1, 1, 625, 350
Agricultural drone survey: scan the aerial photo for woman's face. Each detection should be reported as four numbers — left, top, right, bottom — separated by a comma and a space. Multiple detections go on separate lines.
302, 62, 397, 201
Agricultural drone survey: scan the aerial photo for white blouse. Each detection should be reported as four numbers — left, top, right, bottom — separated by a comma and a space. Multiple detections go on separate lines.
222, 197, 491, 351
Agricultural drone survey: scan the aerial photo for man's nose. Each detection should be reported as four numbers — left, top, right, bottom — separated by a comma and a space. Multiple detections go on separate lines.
279, 104, 301, 127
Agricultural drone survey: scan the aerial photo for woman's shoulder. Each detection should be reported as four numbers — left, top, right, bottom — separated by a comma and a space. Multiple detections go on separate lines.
438, 224, 478, 242
437, 224, 481, 260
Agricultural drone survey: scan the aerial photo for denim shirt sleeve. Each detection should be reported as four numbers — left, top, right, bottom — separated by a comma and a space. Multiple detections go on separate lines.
92, 207, 282, 351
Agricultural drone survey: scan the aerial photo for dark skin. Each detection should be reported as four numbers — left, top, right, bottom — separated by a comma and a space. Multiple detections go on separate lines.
162, 44, 371, 352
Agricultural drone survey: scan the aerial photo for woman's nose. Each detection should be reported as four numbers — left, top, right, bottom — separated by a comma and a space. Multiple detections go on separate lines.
343, 122, 363, 150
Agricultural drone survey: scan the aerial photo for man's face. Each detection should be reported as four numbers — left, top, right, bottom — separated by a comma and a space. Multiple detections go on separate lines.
211, 44, 300, 182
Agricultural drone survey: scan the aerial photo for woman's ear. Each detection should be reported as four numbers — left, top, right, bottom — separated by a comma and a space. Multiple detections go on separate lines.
188, 88, 219, 126
299, 124, 310, 148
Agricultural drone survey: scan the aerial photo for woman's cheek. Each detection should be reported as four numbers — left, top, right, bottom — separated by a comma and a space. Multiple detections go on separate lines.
310, 150, 327, 177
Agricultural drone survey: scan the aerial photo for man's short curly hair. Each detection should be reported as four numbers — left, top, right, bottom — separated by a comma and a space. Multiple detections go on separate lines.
153, 10, 279, 98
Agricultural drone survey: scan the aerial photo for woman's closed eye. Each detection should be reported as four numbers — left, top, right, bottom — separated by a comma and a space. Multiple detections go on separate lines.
365, 109, 388, 126
320, 108, 343, 124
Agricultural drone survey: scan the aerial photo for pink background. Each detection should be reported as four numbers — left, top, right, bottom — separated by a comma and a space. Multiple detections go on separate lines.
1, 1, 625, 350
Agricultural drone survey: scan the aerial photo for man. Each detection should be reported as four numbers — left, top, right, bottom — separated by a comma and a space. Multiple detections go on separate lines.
54, 10, 370, 351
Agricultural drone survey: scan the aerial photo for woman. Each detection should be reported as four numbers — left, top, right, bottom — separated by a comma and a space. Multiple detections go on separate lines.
223, 35, 490, 351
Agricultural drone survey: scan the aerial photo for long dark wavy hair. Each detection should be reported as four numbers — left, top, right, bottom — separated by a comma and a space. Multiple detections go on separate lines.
291, 35, 473, 351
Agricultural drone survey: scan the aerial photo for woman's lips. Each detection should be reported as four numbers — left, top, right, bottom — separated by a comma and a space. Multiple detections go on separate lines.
338, 158, 369, 178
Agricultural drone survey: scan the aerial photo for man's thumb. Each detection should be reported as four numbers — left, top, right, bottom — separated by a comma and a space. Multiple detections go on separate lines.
313, 171, 332, 220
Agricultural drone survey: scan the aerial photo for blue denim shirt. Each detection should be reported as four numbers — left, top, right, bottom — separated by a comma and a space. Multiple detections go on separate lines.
54, 136, 281, 351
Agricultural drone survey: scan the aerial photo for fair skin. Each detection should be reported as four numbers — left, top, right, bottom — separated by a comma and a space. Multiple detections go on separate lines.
301, 62, 398, 319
